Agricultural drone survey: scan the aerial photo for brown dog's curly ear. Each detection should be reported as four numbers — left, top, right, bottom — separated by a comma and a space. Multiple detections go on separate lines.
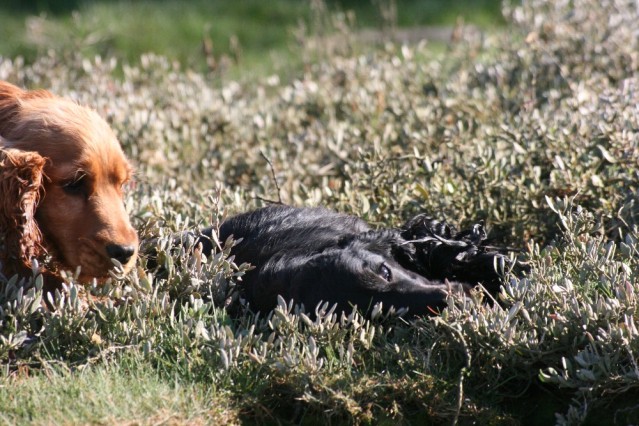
0, 147, 47, 274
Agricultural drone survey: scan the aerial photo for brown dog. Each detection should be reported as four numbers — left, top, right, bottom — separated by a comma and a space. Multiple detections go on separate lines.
0, 81, 138, 283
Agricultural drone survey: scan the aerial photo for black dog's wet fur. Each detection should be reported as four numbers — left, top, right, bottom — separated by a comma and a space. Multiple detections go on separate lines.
154, 205, 508, 316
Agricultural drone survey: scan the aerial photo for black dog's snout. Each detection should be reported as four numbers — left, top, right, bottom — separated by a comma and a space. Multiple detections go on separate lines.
106, 243, 136, 264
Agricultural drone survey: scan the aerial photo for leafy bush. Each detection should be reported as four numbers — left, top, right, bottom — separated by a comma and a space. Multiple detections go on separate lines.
1, 0, 639, 423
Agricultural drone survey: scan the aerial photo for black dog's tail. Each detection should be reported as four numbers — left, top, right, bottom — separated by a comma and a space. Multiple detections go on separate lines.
399, 214, 511, 295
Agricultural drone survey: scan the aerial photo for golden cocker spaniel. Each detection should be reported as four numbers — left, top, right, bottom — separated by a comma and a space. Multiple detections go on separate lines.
0, 81, 138, 283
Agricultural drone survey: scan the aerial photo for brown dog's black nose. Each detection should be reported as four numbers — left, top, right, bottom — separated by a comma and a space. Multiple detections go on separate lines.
106, 243, 136, 265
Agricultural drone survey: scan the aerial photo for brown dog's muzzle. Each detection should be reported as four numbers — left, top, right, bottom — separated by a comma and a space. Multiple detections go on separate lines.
106, 243, 137, 266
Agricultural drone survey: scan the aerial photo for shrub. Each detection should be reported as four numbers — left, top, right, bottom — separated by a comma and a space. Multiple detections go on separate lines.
1, 0, 639, 423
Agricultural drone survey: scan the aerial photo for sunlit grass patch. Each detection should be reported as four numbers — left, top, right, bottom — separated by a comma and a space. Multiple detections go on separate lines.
0, 356, 238, 425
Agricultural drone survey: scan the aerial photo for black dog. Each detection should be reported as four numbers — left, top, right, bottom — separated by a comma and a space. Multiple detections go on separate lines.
150, 205, 508, 316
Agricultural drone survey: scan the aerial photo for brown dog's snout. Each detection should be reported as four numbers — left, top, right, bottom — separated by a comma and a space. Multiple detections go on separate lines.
106, 243, 137, 265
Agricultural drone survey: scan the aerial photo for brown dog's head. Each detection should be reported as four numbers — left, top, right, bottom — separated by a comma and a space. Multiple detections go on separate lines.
0, 81, 138, 280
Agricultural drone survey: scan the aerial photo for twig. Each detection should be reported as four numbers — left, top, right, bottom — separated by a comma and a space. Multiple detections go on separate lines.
435, 318, 471, 426
482, 245, 524, 253
253, 195, 283, 205
259, 151, 283, 204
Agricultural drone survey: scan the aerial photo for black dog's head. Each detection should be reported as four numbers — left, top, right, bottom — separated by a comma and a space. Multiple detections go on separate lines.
258, 230, 470, 316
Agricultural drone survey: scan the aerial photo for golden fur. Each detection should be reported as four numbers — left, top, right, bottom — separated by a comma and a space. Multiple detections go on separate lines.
0, 81, 138, 282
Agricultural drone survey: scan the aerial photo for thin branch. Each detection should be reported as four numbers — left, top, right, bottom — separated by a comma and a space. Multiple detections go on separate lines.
260, 150, 283, 204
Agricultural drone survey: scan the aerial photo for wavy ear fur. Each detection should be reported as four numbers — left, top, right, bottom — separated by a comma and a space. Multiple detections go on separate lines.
0, 147, 47, 275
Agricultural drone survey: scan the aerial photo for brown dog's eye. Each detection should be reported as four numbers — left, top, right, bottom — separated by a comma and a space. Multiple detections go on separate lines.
379, 264, 392, 281
62, 175, 87, 196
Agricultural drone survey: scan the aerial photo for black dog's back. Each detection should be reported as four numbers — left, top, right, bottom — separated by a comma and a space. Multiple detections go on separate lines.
211, 205, 370, 266
189, 205, 508, 316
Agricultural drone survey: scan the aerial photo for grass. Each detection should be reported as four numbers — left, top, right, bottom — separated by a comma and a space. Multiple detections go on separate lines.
0, 357, 238, 424
0, 0, 503, 77
2, 0, 639, 424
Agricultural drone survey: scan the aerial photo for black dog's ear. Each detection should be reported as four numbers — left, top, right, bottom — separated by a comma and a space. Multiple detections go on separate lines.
390, 240, 419, 271
345, 228, 423, 273
336, 227, 421, 270
353, 229, 405, 251
337, 234, 356, 248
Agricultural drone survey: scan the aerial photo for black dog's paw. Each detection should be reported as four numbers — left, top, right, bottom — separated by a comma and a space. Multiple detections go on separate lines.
402, 214, 456, 240
452, 222, 487, 246
402, 214, 488, 245
445, 248, 509, 296
400, 214, 509, 296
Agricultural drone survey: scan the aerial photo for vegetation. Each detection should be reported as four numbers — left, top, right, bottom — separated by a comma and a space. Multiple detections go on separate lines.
1, 0, 639, 424
0, 0, 503, 76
